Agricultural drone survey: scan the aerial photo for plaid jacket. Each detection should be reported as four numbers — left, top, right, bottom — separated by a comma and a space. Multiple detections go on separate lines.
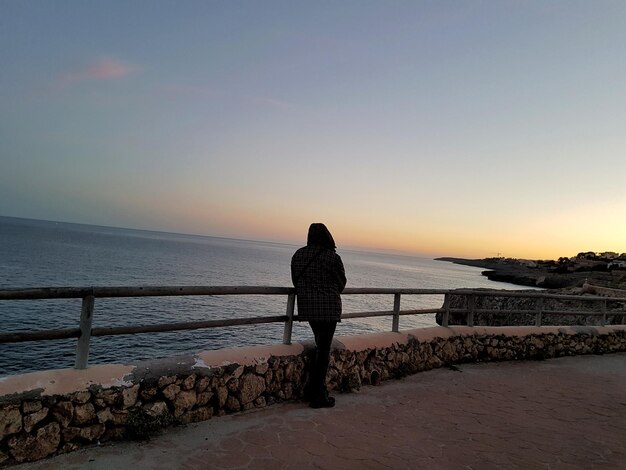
291, 246, 347, 322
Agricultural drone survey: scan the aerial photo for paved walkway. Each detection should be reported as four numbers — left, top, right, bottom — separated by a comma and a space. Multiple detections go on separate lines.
19, 353, 626, 469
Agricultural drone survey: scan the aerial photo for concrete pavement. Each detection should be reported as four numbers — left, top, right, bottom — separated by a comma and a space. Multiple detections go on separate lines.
17, 353, 626, 469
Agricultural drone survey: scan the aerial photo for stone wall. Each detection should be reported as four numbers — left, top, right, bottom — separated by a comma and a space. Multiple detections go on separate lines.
1, 326, 625, 465
435, 293, 626, 326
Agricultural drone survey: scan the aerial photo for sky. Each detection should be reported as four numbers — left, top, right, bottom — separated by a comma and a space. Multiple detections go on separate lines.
1, 1, 625, 259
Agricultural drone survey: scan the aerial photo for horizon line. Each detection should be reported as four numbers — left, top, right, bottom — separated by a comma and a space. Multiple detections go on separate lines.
0, 214, 442, 260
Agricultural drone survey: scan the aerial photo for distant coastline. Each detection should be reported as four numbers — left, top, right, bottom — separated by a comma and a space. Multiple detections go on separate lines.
436, 256, 626, 290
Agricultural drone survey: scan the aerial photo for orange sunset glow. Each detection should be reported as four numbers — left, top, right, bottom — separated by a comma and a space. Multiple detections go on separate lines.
1, 2, 625, 260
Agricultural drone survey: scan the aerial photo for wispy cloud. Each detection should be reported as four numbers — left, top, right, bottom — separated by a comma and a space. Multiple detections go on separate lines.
248, 95, 292, 110
160, 84, 292, 109
61, 57, 140, 84
160, 84, 220, 98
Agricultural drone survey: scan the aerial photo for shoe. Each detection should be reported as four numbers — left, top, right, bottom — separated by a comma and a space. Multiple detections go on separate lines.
309, 396, 335, 409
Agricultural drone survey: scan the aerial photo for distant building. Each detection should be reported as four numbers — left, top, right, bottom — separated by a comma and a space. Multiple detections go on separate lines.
608, 260, 626, 270
518, 259, 538, 268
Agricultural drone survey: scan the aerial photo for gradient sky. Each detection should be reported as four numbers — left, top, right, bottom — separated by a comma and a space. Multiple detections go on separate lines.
1, 1, 625, 259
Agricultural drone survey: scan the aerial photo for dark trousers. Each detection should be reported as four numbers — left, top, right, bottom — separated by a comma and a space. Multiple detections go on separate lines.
308, 321, 337, 399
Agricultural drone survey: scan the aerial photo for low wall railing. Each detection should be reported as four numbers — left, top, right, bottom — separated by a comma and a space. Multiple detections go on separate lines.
1, 286, 625, 370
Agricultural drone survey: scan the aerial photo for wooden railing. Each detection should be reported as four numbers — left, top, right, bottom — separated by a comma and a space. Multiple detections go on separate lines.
1, 286, 625, 370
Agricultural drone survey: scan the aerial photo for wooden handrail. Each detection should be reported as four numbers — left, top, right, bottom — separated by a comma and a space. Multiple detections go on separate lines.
1, 285, 625, 301
0, 286, 293, 300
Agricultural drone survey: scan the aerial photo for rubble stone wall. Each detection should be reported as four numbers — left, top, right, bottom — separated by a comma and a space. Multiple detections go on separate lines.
1, 326, 625, 465
435, 293, 626, 326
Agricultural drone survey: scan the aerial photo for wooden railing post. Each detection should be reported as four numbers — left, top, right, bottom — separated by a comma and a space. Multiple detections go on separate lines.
467, 294, 475, 327
75, 294, 94, 369
442, 293, 450, 327
283, 293, 295, 345
535, 297, 544, 326
392, 293, 401, 332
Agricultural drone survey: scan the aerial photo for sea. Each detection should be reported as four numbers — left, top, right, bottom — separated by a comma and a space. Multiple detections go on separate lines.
0, 216, 531, 376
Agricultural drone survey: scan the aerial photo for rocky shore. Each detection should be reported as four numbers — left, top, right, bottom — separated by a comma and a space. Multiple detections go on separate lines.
436, 257, 626, 289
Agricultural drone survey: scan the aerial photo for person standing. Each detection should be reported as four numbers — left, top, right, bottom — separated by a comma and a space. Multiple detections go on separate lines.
291, 223, 347, 408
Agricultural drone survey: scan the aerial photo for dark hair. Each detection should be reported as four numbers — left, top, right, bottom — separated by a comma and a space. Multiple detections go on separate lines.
307, 223, 336, 250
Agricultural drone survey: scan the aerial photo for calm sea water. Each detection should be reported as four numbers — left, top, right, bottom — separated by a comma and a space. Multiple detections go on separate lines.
0, 216, 529, 376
